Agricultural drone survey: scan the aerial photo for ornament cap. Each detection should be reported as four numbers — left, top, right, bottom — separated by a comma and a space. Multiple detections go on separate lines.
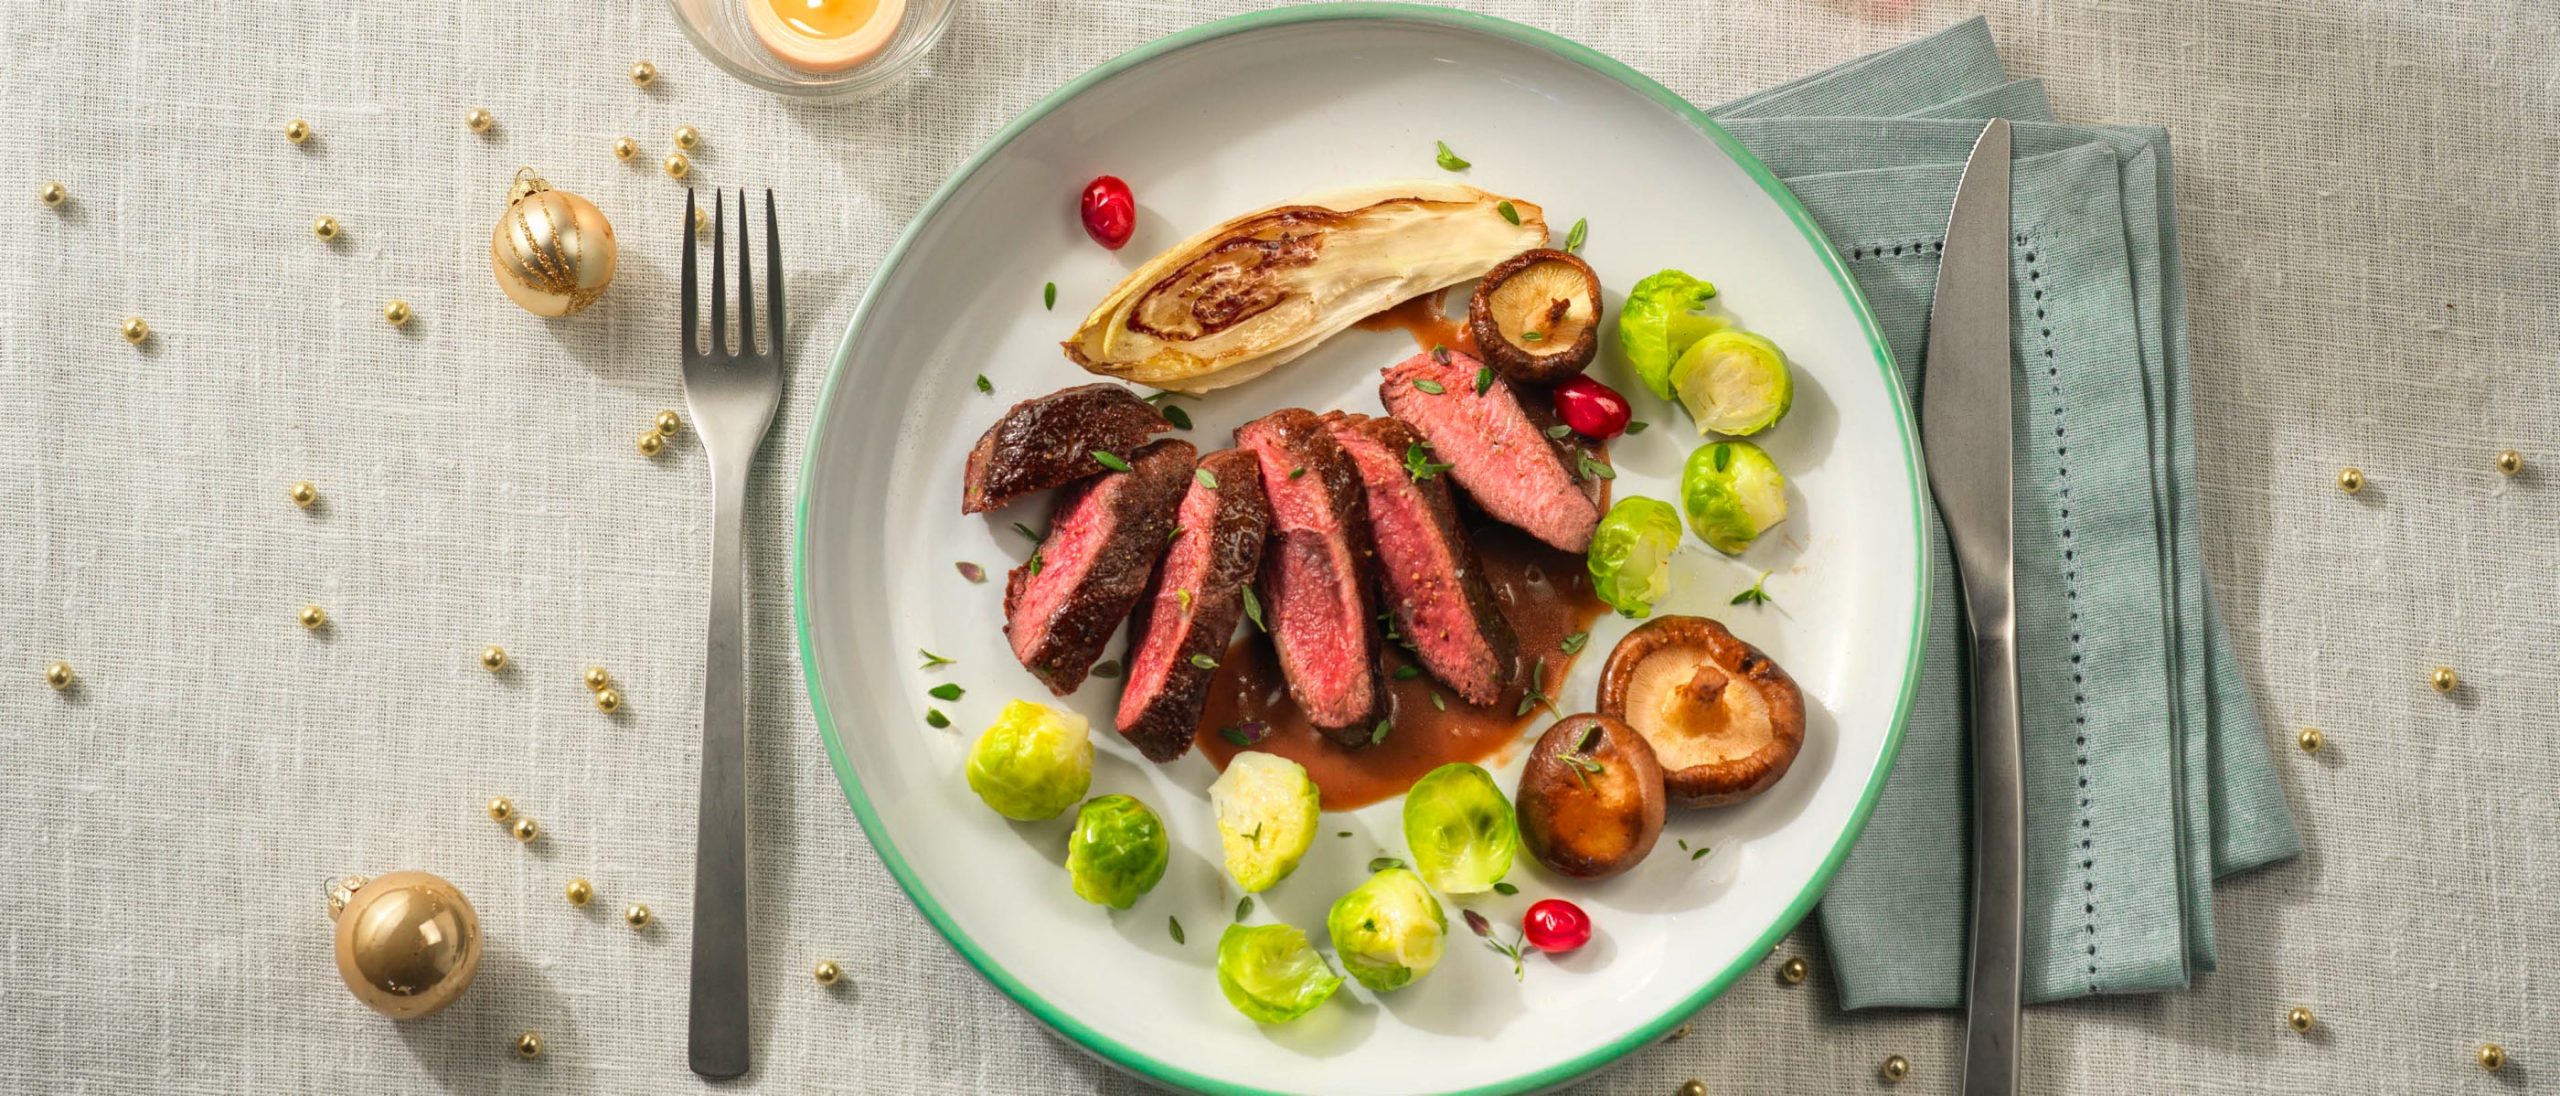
507, 167, 553, 205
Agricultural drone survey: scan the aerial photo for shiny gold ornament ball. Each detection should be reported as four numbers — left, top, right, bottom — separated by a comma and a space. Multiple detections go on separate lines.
637, 429, 665, 457
1777, 956, 1808, 984
489, 169, 617, 317
2287, 1005, 2315, 1033
583, 666, 611, 692
2296, 727, 2324, 755
1880, 1055, 1910, 1084
465, 107, 494, 134
479, 645, 507, 671
2496, 449, 2523, 476
1678, 1081, 1705, 1096
565, 878, 593, 907
485, 795, 515, 822
45, 661, 74, 690
656, 409, 683, 436
813, 959, 842, 986
594, 685, 623, 714
515, 1031, 542, 1060
2478, 1043, 2506, 1072
613, 136, 638, 162
511, 817, 540, 843
39, 180, 66, 208
382, 299, 411, 327
672, 124, 700, 151
629, 60, 657, 87
290, 481, 317, 508
312, 215, 340, 242
624, 903, 652, 930
285, 119, 311, 144
2431, 666, 2458, 694
300, 604, 328, 630
330, 870, 483, 1019
122, 316, 149, 345
663, 152, 691, 180
2335, 467, 2364, 494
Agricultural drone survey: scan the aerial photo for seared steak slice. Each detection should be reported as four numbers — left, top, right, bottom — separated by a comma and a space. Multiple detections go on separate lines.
1004, 439, 1197, 695
963, 383, 1172, 514
1236, 408, 1388, 741
1323, 412, 1516, 706
1380, 349, 1601, 552
1116, 448, 1270, 762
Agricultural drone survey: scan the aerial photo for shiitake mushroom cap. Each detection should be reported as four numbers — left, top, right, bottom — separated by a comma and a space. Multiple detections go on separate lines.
1516, 713, 1667, 879
1596, 616, 1806, 808
1467, 248, 1602, 384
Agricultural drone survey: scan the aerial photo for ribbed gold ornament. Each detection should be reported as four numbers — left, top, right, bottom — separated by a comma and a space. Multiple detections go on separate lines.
489, 168, 617, 317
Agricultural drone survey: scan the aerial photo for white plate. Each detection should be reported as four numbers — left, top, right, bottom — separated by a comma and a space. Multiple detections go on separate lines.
793, 6, 1926, 1093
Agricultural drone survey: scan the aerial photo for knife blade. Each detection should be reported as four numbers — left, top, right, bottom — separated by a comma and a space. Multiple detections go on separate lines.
1920, 118, 2023, 1096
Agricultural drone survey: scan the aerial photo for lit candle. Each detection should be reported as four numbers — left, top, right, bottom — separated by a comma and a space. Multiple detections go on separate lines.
750, 0, 908, 73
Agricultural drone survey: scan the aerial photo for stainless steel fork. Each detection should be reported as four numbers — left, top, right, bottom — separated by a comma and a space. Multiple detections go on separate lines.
680, 188, 783, 1081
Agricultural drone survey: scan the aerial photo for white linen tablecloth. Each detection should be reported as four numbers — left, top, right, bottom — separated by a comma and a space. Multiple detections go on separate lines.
3, 1, 2553, 1092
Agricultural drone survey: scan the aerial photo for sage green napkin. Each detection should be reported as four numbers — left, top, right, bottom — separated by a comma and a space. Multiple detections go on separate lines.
1703, 18, 2301, 1009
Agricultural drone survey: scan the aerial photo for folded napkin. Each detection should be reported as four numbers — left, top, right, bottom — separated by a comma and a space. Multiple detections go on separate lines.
1704, 18, 2301, 1009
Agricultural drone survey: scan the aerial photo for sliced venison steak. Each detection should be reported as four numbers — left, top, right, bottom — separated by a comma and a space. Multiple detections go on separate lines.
1235, 408, 1387, 741
1323, 412, 1516, 706
963, 383, 1172, 514
1115, 448, 1271, 762
1004, 438, 1197, 695
1379, 349, 1602, 552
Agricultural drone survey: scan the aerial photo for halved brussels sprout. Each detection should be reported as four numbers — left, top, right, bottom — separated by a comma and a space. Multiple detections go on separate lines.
1400, 762, 1518, 894
1680, 441, 1789, 555
1588, 496, 1683, 618
1671, 330, 1793, 436
1215, 923, 1343, 1023
1617, 270, 1725, 399
1324, 867, 1446, 992
1065, 795, 1169, 909
964, 699, 1093, 821
1209, 752, 1322, 892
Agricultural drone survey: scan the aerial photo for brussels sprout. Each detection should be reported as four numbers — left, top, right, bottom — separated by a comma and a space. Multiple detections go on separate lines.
1065, 795, 1169, 909
1587, 496, 1683, 618
1215, 923, 1343, 1023
1324, 867, 1447, 992
963, 699, 1093, 821
1670, 330, 1793, 436
1617, 269, 1725, 399
1681, 441, 1789, 555
1209, 752, 1322, 892
1400, 763, 1518, 894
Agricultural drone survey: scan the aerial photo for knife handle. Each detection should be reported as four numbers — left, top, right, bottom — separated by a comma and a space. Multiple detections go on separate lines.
1959, 599, 2025, 1096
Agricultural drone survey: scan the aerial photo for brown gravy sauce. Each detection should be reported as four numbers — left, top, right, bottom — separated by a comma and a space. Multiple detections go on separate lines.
1353, 289, 1477, 361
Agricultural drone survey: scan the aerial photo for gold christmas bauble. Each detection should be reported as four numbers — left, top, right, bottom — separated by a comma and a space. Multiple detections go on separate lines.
329, 871, 482, 1019
489, 169, 616, 317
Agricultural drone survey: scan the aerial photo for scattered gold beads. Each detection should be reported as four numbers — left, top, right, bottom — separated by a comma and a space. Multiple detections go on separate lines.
594, 685, 623, 715
656, 410, 684, 436
44, 661, 74, 690
1880, 1055, 1910, 1084
285, 118, 311, 144
514, 1031, 542, 1060
2478, 1042, 2506, 1072
2335, 467, 2364, 494
624, 903, 652, 930
2430, 666, 2458, 694
813, 959, 842, 986
289, 481, 317, 508
486, 796, 515, 822
299, 604, 328, 630
39, 180, 66, 208
511, 817, 540, 843
479, 645, 508, 671
2286, 1005, 2315, 1033
630, 60, 657, 88
583, 666, 612, 692
637, 429, 665, 457
2496, 449, 2523, 476
312, 215, 340, 242
121, 316, 149, 345
1777, 956, 1808, 985
1678, 1081, 1706, 1096
465, 107, 494, 134
663, 152, 691, 180
565, 878, 593, 907
673, 124, 700, 151
613, 136, 638, 162
2296, 727, 2324, 755
382, 299, 411, 327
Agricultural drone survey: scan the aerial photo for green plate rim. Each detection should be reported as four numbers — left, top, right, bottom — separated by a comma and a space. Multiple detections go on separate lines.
790, 5, 1929, 1093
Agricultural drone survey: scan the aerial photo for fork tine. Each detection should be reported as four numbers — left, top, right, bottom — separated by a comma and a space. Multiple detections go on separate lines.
709, 192, 728, 354
734, 190, 757, 358
765, 189, 784, 360
680, 189, 698, 356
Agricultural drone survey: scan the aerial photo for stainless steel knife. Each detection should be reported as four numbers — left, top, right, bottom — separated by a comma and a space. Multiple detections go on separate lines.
1921, 118, 2022, 1096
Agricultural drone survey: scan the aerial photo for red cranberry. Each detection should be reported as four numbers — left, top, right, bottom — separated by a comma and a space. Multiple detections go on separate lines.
1522, 898, 1592, 954
1552, 375, 1631, 439
1079, 175, 1136, 250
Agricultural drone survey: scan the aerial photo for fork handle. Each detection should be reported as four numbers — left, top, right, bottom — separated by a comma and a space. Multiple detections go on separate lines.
689, 454, 752, 1079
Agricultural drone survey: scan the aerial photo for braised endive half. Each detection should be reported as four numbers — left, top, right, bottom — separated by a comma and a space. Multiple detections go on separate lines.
1063, 181, 1548, 392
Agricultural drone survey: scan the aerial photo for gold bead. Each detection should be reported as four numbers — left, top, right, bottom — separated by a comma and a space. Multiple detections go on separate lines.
624, 902, 652, 930
1665, 1023, 1690, 1042
1777, 956, 1808, 985
514, 1031, 542, 1060
662, 152, 691, 180
656, 409, 683, 436
2478, 1042, 2506, 1072
582, 666, 611, 692
1678, 1081, 1706, 1096
637, 429, 665, 457
382, 299, 411, 327
289, 481, 317, 508
613, 136, 638, 162
312, 215, 340, 242
693, 207, 709, 236
38, 180, 66, 207
464, 107, 493, 134
564, 878, 593, 907
299, 604, 328, 630
1880, 1055, 1910, 1083
2496, 449, 2523, 476
2335, 467, 2364, 494
44, 661, 74, 690
2287, 1005, 2315, 1033
594, 685, 623, 714
479, 645, 507, 671
511, 816, 540, 843
485, 795, 514, 822
629, 60, 657, 87
2296, 727, 2324, 755
285, 119, 311, 144
813, 959, 842, 986
121, 316, 149, 345
2430, 666, 2458, 694
672, 124, 700, 151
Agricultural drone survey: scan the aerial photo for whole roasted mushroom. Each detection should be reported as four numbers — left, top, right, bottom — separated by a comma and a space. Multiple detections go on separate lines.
1466, 248, 1602, 384
1516, 714, 1667, 880
1596, 616, 1805, 808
